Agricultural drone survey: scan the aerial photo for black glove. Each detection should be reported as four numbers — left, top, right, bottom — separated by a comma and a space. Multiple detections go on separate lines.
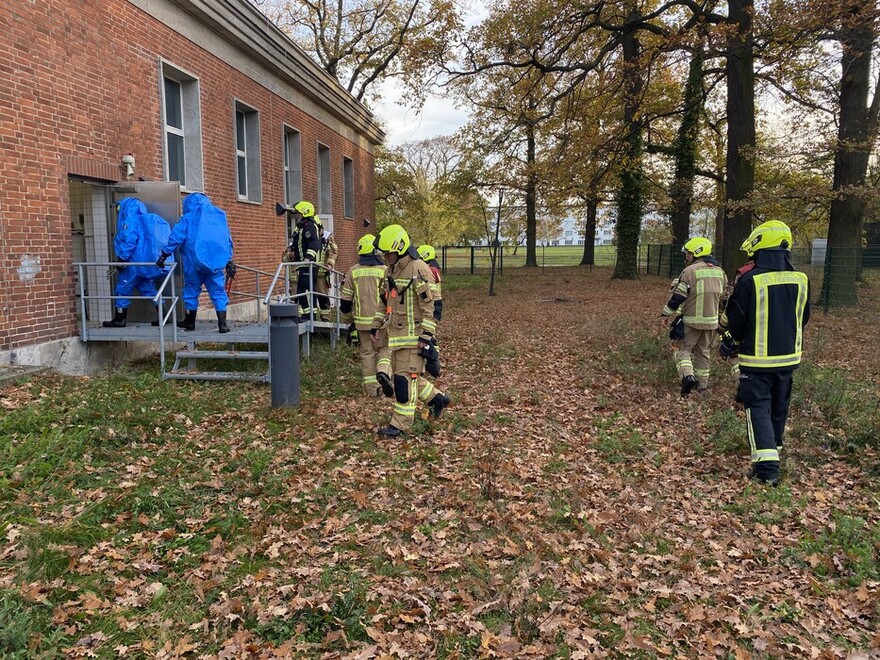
156, 253, 170, 268
719, 333, 739, 361
346, 323, 359, 347
420, 338, 441, 378
668, 316, 684, 342
226, 260, 237, 279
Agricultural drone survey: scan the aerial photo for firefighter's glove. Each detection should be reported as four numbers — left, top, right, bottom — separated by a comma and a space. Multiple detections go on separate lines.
668, 316, 684, 342
156, 253, 170, 268
347, 323, 359, 347
421, 339, 441, 378
226, 260, 237, 280
719, 333, 739, 361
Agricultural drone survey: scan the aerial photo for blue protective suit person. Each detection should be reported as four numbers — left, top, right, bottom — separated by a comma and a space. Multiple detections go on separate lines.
156, 193, 235, 333
103, 197, 173, 328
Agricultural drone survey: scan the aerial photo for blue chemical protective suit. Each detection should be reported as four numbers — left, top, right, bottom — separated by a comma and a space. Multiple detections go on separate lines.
112, 198, 173, 308
162, 193, 233, 312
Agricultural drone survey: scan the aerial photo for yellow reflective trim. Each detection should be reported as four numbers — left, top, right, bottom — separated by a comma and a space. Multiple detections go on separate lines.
739, 353, 802, 368
682, 315, 720, 326
388, 336, 419, 347
752, 448, 780, 463
746, 408, 756, 456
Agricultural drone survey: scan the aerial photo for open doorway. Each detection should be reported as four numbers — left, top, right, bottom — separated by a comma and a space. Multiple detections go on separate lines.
71, 178, 181, 324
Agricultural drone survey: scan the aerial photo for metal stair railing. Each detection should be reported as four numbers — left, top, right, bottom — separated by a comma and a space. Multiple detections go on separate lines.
264, 261, 347, 357
74, 261, 180, 375
157, 261, 272, 382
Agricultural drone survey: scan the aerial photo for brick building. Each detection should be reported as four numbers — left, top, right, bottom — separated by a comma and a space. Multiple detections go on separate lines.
0, 0, 384, 372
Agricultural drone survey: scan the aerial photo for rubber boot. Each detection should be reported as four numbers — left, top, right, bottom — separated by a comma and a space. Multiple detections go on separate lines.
177, 309, 197, 331
151, 307, 161, 327
102, 307, 127, 328
427, 393, 451, 418
217, 311, 230, 334
376, 372, 395, 398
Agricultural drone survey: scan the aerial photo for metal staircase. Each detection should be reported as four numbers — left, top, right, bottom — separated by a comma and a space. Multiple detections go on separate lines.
74, 261, 346, 382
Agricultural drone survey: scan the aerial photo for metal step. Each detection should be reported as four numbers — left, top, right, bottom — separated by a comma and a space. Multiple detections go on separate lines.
164, 370, 270, 383
174, 350, 269, 360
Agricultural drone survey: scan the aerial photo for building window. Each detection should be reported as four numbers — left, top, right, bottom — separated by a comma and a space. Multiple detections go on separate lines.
317, 143, 331, 214
161, 62, 203, 190
283, 127, 302, 205
343, 156, 354, 218
234, 101, 261, 202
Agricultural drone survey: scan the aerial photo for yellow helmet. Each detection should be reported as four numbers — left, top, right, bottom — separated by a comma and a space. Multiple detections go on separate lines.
357, 234, 376, 255
743, 220, 792, 256
376, 224, 410, 255
293, 200, 315, 218
417, 244, 436, 261
682, 237, 712, 257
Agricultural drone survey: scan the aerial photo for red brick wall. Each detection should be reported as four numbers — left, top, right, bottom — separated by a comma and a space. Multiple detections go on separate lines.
0, 0, 377, 351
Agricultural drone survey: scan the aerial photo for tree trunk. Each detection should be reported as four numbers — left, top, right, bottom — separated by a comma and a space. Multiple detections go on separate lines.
612, 14, 644, 280
721, 0, 756, 279
824, 5, 877, 307
580, 198, 598, 265
670, 46, 704, 246
524, 123, 539, 267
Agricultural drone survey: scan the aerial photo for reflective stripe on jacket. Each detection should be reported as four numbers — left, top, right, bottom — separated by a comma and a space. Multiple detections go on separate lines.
340, 261, 386, 330
662, 259, 727, 330
727, 249, 810, 371
383, 253, 436, 348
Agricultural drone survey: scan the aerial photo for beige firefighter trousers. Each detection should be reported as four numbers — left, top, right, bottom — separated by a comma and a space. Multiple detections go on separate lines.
675, 326, 715, 390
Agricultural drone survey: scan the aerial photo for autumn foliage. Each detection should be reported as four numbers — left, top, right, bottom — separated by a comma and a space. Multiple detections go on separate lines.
1, 268, 878, 657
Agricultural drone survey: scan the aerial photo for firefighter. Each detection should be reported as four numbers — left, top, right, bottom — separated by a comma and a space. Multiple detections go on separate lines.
156, 193, 235, 333
416, 244, 442, 380
375, 225, 450, 438
718, 243, 757, 402
313, 218, 338, 322
339, 234, 386, 396
723, 220, 810, 486
103, 197, 173, 328
416, 244, 443, 322
283, 200, 322, 320
660, 237, 727, 396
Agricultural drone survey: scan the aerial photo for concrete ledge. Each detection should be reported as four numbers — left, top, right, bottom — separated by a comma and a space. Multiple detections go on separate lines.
0, 365, 49, 388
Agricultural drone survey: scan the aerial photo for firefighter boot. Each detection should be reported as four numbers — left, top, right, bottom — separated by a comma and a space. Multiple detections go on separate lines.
427, 393, 451, 418
177, 310, 197, 331
378, 425, 402, 438
748, 464, 779, 487
102, 307, 127, 328
217, 311, 230, 334
376, 372, 395, 398
680, 375, 698, 397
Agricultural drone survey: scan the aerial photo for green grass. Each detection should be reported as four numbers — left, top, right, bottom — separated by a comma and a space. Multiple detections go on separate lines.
787, 511, 880, 587
791, 361, 880, 452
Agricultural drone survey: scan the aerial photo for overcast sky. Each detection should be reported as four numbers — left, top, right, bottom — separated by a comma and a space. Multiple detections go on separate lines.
373, 80, 470, 146
371, 5, 487, 146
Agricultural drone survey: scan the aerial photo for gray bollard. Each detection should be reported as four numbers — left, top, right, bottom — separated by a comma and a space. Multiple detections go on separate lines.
269, 303, 300, 407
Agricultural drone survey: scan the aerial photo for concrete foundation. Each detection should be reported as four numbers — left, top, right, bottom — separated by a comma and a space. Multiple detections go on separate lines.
0, 300, 261, 376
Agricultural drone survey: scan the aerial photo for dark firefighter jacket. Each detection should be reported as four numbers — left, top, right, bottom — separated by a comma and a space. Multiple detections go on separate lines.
726, 248, 811, 371
289, 218, 321, 262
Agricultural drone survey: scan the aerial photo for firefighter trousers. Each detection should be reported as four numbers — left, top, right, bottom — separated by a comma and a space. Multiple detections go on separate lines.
738, 369, 793, 481
295, 266, 316, 319
388, 346, 443, 432
356, 329, 385, 396
675, 327, 714, 389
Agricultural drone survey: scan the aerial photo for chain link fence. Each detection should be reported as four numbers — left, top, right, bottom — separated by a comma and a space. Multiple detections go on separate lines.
645, 244, 880, 311
440, 243, 878, 311
440, 244, 647, 273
